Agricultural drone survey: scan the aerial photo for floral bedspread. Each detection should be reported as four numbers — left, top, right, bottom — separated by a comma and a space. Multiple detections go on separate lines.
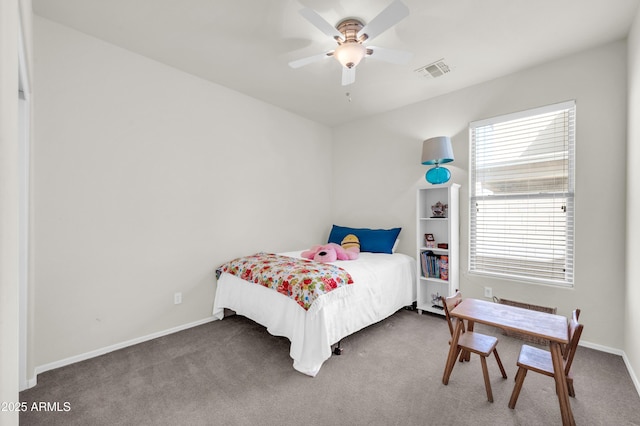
217, 253, 354, 310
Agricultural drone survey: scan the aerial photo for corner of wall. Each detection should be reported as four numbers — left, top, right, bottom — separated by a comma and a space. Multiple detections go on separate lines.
625, 2, 640, 399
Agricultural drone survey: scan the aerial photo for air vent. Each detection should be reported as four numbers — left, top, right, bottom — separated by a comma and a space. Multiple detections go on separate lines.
415, 59, 451, 78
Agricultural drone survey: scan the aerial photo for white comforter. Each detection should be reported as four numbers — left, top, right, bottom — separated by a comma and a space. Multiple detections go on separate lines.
212, 251, 416, 376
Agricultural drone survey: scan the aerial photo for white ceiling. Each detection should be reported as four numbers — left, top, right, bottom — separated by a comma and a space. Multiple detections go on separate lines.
33, 0, 639, 127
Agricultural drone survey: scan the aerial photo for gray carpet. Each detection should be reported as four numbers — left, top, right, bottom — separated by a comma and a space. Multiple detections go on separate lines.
20, 309, 640, 425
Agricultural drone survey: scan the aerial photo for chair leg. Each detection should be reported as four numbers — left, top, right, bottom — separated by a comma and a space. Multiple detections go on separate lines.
480, 356, 493, 403
567, 377, 575, 398
448, 346, 463, 377
493, 348, 507, 379
509, 367, 527, 409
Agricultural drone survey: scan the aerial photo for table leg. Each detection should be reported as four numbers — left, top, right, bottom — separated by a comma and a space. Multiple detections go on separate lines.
461, 319, 474, 362
443, 318, 463, 385
550, 341, 575, 426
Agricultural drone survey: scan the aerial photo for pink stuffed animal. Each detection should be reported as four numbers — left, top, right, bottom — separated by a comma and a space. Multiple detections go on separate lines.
301, 243, 359, 263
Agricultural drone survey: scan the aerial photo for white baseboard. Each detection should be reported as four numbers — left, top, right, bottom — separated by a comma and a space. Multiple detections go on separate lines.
622, 351, 640, 398
580, 340, 640, 397
27, 316, 218, 389
579, 339, 624, 356
20, 376, 37, 392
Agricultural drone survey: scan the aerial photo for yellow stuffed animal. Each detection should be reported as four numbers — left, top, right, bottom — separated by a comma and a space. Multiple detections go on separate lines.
341, 234, 360, 253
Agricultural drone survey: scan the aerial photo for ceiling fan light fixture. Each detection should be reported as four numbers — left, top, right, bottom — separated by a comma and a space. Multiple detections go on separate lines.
334, 42, 366, 68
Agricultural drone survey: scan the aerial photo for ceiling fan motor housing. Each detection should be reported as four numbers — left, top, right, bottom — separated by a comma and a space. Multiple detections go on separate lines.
336, 18, 367, 43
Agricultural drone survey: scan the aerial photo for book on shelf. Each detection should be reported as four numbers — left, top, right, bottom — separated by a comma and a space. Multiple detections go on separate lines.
420, 250, 448, 281
440, 255, 449, 281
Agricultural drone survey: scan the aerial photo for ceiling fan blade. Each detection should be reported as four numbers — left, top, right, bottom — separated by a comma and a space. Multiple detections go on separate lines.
357, 0, 409, 42
288, 51, 333, 69
366, 46, 412, 64
299, 8, 345, 41
342, 67, 356, 86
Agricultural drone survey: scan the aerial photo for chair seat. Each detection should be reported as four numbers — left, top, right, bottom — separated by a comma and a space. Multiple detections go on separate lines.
517, 344, 556, 377
458, 331, 499, 356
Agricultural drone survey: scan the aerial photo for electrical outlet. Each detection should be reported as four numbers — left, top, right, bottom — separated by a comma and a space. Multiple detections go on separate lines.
174, 292, 182, 305
484, 287, 493, 298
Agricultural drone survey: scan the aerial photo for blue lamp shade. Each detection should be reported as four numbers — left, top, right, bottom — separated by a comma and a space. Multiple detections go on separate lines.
421, 136, 454, 184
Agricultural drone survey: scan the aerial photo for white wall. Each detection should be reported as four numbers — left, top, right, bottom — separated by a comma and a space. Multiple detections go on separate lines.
32, 17, 333, 369
1, 1, 22, 424
626, 7, 640, 391
333, 40, 628, 350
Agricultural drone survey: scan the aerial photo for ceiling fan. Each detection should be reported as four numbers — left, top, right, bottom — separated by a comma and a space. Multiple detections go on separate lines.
289, 0, 412, 86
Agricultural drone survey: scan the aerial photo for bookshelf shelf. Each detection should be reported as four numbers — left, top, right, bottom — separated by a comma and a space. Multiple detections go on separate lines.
416, 184, 460, 316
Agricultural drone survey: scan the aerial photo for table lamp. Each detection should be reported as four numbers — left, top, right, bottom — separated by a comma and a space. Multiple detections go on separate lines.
421, 136, 454, 184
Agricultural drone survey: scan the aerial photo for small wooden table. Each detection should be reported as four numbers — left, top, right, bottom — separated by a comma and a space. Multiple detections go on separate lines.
442, 298, 574, 426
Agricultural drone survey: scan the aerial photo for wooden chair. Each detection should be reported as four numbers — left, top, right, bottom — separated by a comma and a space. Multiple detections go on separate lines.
441, 291, 507, 403
508, 309, 583, 409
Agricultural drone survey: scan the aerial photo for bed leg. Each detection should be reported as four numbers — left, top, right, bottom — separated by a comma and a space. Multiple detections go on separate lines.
333, 340, 343, 355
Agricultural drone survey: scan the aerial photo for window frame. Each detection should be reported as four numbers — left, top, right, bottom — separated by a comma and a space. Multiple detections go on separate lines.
468, 100, 576, 287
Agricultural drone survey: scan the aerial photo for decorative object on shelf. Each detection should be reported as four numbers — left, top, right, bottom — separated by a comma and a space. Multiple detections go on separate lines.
425, 233, 435, 248
421, 136, 455, 184
431, 292, 443, 309
431, 201, 448, 218
437, 243, 449, 249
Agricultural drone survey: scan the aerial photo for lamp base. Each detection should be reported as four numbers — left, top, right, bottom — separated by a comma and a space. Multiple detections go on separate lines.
426, 166, 451, 184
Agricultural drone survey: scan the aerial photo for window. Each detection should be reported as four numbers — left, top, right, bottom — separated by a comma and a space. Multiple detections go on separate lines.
469, 101, 575, 287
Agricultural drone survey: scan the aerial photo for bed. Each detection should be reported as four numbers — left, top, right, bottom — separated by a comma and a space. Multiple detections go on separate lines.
212, 226, 416, 377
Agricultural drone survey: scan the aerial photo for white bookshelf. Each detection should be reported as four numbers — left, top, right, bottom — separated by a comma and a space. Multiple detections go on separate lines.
416, 184, 460, 315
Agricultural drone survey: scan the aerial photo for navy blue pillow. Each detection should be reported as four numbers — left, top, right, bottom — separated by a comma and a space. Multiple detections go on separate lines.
328, 225, 401, 254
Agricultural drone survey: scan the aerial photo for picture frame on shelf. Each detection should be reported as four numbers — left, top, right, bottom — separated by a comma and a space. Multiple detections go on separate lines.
425, 233, 435, 248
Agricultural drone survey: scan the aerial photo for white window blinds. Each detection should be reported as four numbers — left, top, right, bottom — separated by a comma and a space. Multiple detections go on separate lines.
469, 101, 575, 286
